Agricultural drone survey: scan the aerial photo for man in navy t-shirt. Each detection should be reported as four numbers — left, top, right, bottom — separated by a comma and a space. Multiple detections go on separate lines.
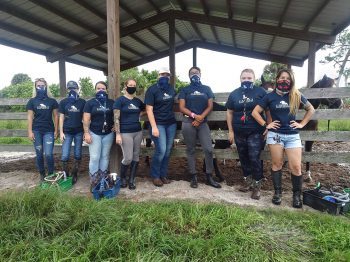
26, 78, 59, 181
58, 80, 86, 183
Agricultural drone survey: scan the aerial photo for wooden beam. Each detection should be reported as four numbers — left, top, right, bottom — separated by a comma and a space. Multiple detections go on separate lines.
284, 0, 331, 56
195, 41, 304, 66
173, 10, 335, 44
121, 42, 196, 71
193, 47, 197, 67
72, 0, 106, 20
200, 0, 220, 44
307, 41, 316, 88
267, 0, 292, 53
169, 18, 176, 86
120, 43, 143, 58
106, 0, 121, 173
59, 60, 66, 97
251, 0, 260, 50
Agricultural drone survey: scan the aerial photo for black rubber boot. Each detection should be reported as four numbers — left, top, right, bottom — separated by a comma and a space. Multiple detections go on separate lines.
40, 171, 46, 182
120, 163, 129, 188
271, 169, 282, 205
291, 174, 303, 208
61, 161, 69, 177
213, 158, 224, 182
71, 159, 81, 185
206, 173, 222, 188
129, 161, 138, 190
190, 174, 198, 188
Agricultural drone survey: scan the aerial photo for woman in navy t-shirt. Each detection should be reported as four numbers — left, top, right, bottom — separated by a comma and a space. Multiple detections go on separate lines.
26, 78, 59, 181
252, 69, 315, 208
59, 80, 86, 184
179, 66, 221, 189
83, 81, 114, 188
145, 67, 177, 187
113, 79, 145, 190
226, 69, 268, 200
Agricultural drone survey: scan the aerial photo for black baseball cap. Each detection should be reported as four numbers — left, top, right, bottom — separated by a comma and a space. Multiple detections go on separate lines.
66, 80, 78, 89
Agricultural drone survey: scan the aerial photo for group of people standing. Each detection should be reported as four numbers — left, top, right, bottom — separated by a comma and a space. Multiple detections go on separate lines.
27, 67, 314, 208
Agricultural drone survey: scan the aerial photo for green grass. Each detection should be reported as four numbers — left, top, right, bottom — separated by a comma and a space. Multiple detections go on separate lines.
0, 137, 31, 145
0, 120, 27, 129
318, 120, 350, 131
0, 190, 349, 261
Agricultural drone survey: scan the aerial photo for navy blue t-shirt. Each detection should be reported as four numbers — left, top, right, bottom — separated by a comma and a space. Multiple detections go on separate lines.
26, 97, 58, 133
178, 84, 215, 122
113, 96, 145, 133
83, 98, 114, 135
144, 83, 176, 125
226, 86, 267, 133
258, 91, 309, 134
59, 98, 86, 134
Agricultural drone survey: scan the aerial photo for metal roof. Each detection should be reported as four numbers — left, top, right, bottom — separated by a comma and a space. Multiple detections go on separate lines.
0, 0, 349, 73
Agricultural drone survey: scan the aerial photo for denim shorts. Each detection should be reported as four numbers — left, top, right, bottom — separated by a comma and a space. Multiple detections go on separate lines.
266, 131, 302, 149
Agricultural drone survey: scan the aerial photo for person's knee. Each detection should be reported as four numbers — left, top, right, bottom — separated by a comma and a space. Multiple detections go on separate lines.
289, 163, 301, 175
272, 161, 283, 170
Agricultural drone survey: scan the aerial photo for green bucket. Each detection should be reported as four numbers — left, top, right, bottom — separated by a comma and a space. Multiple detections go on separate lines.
40, 173, 73, 192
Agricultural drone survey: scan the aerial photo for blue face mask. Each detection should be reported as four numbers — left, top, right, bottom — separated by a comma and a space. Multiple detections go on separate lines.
158, 76, 169, 87
36, 87, 47, 100
67, 89, 79, 103
190, 74, 201, 86
241, 81, 253, 90
95, 90, 108, 103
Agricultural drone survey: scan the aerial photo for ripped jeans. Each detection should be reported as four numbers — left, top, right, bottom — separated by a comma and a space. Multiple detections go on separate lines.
33, 131, 55, 174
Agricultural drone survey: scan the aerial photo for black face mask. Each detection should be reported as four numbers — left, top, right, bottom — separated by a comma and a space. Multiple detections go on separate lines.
126, 86, 136, 95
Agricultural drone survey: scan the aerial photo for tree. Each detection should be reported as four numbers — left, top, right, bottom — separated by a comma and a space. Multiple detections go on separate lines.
79, 77, 95, 97
48, 83, 60, 97
1, 81, 33, 98
262, 62, 288, 83
11, 73, 32, 85
321, 29, 350, 87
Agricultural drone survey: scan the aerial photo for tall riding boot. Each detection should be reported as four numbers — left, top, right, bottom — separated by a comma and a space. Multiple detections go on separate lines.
251, 180, 262, 200
190, 174, 198, 188
271, 169, 282, 205
129, 161, 138, 190
238, 175, 253, 192
40, 171, 46, 182
206, 173, 222, 188
61, 161, 69, 177
71, 159, 81, 185
213, 158, 224, 182
291, 174, 303, 208
120, 163, 129, 188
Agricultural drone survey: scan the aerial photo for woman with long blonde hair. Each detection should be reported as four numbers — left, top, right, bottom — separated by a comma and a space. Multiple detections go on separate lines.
252, 69, 315, 208
27, 78, 59, 181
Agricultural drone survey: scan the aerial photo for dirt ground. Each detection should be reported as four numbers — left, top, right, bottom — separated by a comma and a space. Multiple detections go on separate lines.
0, 141, 349, 212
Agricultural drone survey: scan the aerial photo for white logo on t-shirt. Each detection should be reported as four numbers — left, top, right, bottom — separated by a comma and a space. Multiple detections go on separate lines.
128, 103, 138, 110
163, 93, 172, 100
191, 91, 204, 96
37, 103, 49, 109
276, 100, 289, 108
68, 105, 79, 112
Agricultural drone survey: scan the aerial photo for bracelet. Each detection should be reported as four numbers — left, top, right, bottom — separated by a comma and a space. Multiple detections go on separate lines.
262, 122, 267, 127
190, 112, 196, 118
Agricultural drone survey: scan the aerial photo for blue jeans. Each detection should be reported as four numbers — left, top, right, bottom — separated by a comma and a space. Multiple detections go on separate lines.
88, 131, 114, 175
266, 131, 302, 149
61, 132, 83, 161
33, 131, 55, 174
150, 123, 177, 179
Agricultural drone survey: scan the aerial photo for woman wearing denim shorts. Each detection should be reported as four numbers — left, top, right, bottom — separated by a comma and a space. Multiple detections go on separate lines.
83, 81, 114, 187
59, 80, 86, 184
26, 78, 59, 182
252, 69, 315, 208
114, 79, 145, 190
145, 67, 177, 187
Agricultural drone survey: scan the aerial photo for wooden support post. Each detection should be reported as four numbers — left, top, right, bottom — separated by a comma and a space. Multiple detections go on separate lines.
59, 59, 66, 96
287, 64, 292, 70
169, 18, 176, 86
107, 0, 121, 173
193, 47, 197, 67
307, 41, 316, 88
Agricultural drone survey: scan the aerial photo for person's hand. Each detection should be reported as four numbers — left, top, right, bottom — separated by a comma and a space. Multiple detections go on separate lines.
192, 120, 201, 127
290, 120, 303, 129
54, 131, 58, 139
228, 130, 234, 144
84, 132, 92, 144
267, 120, 280, 130
60, 132, 65, 142
194, 114, 204, 123
111, 126, 116, 132
116, 134, 122, 145
28, 131, 35, 142
152, 126, 159, 137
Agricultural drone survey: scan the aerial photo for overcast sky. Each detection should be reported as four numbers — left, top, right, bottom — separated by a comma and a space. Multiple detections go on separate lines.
0, 44, 341, 93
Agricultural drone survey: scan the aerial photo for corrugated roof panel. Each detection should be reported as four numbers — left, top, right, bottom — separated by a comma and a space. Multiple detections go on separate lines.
234, 30, 253, 49
253, 33, 274, 51
196, 24, 215, 42
270, 36, 294, 55
232, 0, 255, 20
175, 20, 195, 41
131, 28, 165, 51
215, 27, 234, 46
122, 36, 154, 55
288, 40, 309, 59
